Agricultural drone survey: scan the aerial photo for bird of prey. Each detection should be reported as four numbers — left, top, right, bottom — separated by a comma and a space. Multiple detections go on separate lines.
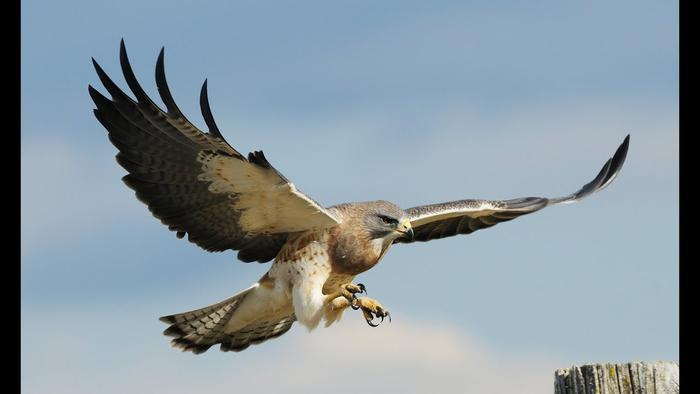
89, 41, 630, 354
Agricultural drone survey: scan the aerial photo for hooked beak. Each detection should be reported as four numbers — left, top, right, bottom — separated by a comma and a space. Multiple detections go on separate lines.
399, 220, 414, 241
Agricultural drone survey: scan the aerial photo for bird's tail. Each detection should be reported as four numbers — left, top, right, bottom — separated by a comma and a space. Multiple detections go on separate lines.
159, 284, 296, 354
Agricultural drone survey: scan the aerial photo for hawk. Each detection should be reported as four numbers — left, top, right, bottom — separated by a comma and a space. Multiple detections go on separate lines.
89, 41, 630, 354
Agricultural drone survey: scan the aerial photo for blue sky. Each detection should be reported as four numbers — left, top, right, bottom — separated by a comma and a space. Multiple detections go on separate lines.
22, 1, 677, 393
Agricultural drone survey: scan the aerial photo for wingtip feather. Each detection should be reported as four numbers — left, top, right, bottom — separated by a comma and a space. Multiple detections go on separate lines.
155, 45, 186, 117
91, 56, 134, 102
597, 134, 630, 190
159, 315, 175, 324
199, 78, 226, 140
119, 39, 154, 105
549, 135, 630, 205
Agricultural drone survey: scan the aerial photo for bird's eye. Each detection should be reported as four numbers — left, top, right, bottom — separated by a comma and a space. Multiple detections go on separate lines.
379, 215, 397, 225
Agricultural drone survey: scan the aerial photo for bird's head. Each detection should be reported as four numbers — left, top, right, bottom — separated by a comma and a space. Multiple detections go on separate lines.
360, 201, 414, 242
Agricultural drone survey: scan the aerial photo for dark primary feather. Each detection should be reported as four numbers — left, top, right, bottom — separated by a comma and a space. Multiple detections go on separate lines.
89, 40, 302, 262
199, 79, 226, 141
395, 135, 630, 244
155, 47, 188, 120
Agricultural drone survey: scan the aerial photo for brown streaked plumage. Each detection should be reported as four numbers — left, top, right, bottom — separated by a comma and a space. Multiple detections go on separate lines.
90, 40, 630, 354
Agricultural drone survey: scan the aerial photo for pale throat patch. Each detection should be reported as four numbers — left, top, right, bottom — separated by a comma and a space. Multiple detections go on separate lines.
371, 233, 399, 262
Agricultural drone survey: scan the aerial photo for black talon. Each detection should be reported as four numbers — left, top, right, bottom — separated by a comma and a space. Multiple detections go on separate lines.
366, 317, 380, 327
350, 299, 361, 310
357, 283, 367, 295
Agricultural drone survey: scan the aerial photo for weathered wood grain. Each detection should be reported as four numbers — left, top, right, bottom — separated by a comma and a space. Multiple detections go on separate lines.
554, 362, 678, 394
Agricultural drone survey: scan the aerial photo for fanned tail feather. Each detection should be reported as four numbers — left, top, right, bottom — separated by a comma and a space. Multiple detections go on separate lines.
159, 285, 296, 354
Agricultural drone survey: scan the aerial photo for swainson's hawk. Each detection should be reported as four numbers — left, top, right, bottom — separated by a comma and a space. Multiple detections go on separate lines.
89, 41, 630, 354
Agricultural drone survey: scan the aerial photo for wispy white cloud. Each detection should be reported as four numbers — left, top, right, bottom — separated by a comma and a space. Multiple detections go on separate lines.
235, 319, 562, 394
22, 305, 563, 394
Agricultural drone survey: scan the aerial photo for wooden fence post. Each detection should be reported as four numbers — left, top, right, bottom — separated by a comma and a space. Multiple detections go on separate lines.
554, 361, 678, 394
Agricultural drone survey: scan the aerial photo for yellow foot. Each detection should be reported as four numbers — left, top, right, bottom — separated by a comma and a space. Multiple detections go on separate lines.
324, 283, 367, 305
353, 297, 390, 327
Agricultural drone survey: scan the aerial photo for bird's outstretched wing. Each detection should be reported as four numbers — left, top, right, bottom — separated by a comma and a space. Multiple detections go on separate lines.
395, 135, 629, 244
89, 40, 339, 262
